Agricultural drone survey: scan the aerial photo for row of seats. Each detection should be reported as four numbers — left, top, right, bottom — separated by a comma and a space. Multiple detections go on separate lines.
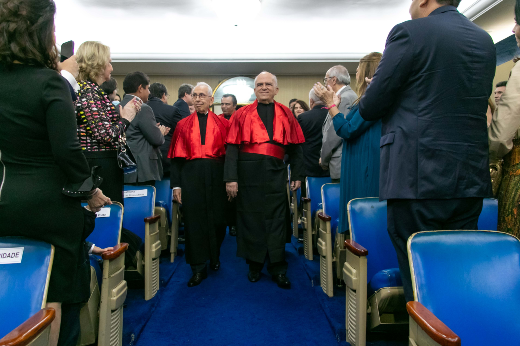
0, 181, 177, 345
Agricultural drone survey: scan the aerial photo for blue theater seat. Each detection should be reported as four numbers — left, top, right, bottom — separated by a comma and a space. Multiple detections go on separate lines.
301, 176, 331, 260
342, 198, 407, 346
86, 203, 123, 249
0, 237, 55, 345
155, 178, 174, 253
407, 231, 520, 346
316, 183, 341, 297
478, 198, 498, 231
123, 185, 161, 301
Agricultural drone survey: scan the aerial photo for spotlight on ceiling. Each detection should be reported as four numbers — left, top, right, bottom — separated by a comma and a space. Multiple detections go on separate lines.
211, 0, 262, 25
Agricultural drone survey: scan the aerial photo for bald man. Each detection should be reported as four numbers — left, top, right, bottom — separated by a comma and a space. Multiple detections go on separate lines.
224, 72, 305, 288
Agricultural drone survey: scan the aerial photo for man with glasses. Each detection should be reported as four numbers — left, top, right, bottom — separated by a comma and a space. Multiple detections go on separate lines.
148, 82, 178, 178
320, 65, 357, 183
224, 71, 305, 289
168, 82, 230, 287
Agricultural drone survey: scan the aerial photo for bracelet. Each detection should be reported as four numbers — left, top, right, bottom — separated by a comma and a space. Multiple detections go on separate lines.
322, 104, 336, 110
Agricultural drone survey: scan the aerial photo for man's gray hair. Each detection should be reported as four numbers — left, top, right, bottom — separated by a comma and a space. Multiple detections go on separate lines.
254, 71, 278, 87
194, 82, 213, 96
327, 65, 350, 86
309, 88, 323, 105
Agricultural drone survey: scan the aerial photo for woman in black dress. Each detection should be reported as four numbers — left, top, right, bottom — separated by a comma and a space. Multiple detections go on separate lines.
0, 1, 110, 345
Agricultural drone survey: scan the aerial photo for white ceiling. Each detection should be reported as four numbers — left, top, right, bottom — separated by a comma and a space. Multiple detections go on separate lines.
53, 0, 509, 75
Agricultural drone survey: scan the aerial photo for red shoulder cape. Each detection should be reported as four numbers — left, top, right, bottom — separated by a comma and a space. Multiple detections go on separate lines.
226, 100, 305, 145
168, 111, 229, 160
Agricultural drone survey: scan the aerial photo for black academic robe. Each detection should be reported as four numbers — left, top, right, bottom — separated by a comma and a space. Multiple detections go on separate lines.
169, 112, 229, 265
224, 101, 304, 264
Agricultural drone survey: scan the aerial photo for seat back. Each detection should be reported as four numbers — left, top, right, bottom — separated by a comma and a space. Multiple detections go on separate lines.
348, 198, 399, 281
321, 183, 340, 234
0, 237, 53, 338
85, 202, 123, 249
409, 231, 520, 345
155, 178, 173, 224
306, 176, 332, 219
123, 186, 156, 242
478, 198, 498, 231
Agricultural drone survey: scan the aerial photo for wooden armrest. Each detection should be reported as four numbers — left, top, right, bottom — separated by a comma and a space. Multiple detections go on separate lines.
318, 212, 332, 222
301, 197, 311, 203
344, 240, 368, 256
0, 308, 55, 346
102, 243, 129, 261
407, 302, 460, 346
144, 215, 161, 224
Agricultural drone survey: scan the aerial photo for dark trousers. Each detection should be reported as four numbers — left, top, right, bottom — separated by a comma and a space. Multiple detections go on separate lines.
247, 254, 288, 276
387, 198, 483, 302
191, 263, 207, 274
57, 302, 82, 346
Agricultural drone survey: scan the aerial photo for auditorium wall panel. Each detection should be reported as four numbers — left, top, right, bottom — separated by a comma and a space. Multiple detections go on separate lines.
113, 74, 358, 107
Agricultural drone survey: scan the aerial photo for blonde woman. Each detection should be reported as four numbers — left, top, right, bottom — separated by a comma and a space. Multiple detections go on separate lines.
75, 41, 141, 203
314, 52, 383, 234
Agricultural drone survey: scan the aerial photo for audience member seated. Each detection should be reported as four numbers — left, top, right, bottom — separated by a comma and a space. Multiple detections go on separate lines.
147, 82, 179, 178
314, 52, 382, 235
0, 2, 112, 344
320, 65, 358, 183
291, 99, 309, 118
289, 98, 298, 110
75, 41, 141, 204
175, 83, 194, 119
123, 72, 169, 186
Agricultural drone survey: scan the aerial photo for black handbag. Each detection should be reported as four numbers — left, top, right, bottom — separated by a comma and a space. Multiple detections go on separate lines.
117, 134, 137, 175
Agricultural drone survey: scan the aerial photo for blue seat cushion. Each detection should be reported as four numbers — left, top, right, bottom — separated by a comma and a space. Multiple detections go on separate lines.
368, 268, 402, 297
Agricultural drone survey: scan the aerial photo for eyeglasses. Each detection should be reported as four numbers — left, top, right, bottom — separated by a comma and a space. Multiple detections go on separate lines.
192, 93, 209, 99
323, 76, 335, 84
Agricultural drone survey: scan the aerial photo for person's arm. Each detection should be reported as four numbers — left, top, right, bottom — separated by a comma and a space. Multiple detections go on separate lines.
138, 107, 165, 147
43, 73, 101, 195
76, 87, 129, 144
489, 63, 520, 163
287, 144, 304, 182
321, 117, 341, 167
333, 109, 378, 141
359, 23, 413, 121
224, 144, 239, 182
170, 157, 185, 189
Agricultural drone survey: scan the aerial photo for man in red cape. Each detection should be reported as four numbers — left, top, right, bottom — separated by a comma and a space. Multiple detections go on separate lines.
168, 82, 230, 287
224, 72, 305, 289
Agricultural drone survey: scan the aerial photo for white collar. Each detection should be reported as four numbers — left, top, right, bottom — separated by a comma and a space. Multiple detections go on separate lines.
336, 85, 347, 95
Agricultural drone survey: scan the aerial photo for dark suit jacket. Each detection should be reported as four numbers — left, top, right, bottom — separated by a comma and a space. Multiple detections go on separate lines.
147, 97, 180, 176
122, 95, 165, 183
173, 98, 191, 120
360, 6, 495, 200
298, 105, 330, 177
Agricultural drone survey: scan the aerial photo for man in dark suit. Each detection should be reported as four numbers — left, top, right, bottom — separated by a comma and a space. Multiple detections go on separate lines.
173, 83, 194, 120
298, 88, 330, 179
148, 82, 179, 177
359, 0, 496, 302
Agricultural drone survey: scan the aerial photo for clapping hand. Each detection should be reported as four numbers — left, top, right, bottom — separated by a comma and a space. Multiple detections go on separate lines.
120, 97, 143, 123
58, 55, 79, 78
313, 83, 338, 108
157, 123, 170, 136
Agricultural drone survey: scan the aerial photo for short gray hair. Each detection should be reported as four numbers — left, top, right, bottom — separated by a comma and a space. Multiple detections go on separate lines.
194, 82, 213, 96
327, 65, 350, 86
254, 71, 278, 87
309, 88, 323, 105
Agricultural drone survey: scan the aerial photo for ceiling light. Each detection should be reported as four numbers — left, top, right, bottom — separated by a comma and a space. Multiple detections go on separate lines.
211, 0, 262, 25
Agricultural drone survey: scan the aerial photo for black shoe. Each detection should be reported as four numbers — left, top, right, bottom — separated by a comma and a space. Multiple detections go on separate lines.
272, 274, 291, 289
229, 226, 237, 236
248, 270, 261, 282
187, 271, 207, 287
210, 261, 220, 271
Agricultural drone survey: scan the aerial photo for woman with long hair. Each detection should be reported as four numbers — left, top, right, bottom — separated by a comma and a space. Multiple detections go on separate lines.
314, 52, 383, 234
0, 0, 111, 344
291, 99, 310, 118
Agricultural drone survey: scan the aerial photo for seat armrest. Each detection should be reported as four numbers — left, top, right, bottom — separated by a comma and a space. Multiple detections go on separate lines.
301, 197, 311, 203
318, 212, 332, 222
0, 308, 55, 346
102, 243, 129, 261
407, 301, 460, 346
344, 240, 368, 256
144, 215, 161, 224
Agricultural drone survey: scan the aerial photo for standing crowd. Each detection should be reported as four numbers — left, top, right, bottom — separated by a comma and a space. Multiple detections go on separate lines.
1, 0, 520, 344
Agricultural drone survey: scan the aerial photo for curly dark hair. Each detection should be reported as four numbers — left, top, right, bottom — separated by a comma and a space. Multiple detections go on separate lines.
0, 0, 59, 70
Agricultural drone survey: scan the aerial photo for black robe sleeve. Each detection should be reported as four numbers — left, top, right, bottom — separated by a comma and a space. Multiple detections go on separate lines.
224, 144, 239, 182
286, 144, 304, 182
170, 158, 185, 188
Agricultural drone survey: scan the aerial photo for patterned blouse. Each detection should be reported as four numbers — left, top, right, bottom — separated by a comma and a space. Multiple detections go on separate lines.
75, 80, 129, 151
